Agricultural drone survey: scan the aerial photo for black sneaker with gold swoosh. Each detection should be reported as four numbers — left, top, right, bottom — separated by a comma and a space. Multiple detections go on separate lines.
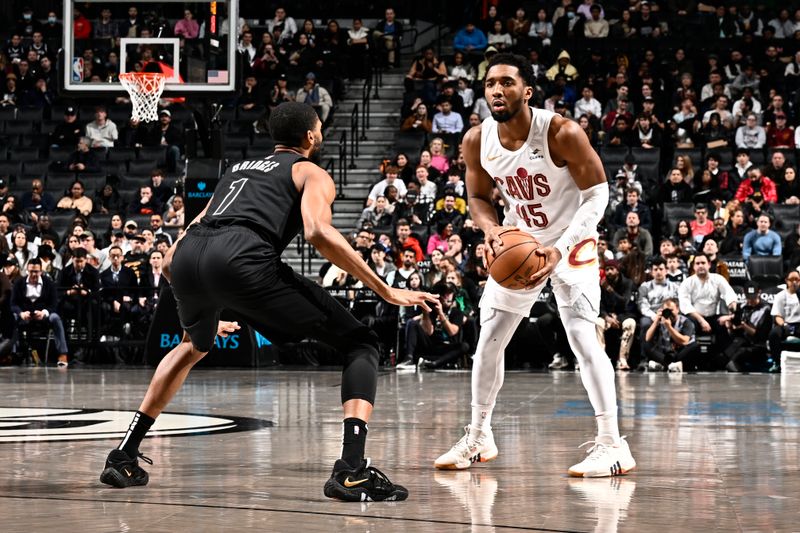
323, 458, 409, 502
99, 449, 152, 488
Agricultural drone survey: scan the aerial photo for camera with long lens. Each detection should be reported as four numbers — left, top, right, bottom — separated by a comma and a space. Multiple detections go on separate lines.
661, 308, 674, 320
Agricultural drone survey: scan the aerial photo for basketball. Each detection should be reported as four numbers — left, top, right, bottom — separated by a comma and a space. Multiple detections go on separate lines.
486, 230, 546, 290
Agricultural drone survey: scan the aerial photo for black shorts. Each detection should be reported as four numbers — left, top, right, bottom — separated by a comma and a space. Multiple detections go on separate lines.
169, 225, 377, 354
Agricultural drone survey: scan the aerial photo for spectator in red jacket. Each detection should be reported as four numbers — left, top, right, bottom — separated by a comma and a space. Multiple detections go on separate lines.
74, 9, 92, 40
735, 167, 778, 204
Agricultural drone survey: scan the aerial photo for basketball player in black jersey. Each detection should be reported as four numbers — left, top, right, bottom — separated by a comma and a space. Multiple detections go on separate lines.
99, 102, 438, 502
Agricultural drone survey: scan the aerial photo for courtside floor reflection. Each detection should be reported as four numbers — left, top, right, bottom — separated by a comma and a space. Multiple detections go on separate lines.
1, 368, 797, 532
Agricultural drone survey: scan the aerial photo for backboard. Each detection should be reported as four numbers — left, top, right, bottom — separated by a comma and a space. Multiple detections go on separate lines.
63, 0, 238, 95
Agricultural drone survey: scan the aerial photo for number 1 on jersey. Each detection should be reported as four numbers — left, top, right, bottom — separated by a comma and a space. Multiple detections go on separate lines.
212, 178, 249, 215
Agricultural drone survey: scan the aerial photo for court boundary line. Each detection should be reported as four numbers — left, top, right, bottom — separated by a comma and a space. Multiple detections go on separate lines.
0, 494, 586, 532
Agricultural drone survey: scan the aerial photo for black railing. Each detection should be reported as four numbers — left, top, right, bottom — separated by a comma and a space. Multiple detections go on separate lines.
370, 55, 382, 99
361, 76, 371, 140
349, 104, 359, 166
338, 131, 348, 191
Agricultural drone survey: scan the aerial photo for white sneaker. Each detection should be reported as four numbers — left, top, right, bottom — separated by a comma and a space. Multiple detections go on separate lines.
668, 361, 684, 373
548, 353, 569, 370
567, 436, 636, 478
395, 358, 416, 371
434, 425, 498, 470
648, 360, 664, 372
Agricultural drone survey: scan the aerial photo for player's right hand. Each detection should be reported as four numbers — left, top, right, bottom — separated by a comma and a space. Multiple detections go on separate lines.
484, 225, 520, 254
383, 288, 439, 312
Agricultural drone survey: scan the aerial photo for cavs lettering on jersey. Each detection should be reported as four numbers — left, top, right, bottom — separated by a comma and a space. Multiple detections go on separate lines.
481, 107, 589, 249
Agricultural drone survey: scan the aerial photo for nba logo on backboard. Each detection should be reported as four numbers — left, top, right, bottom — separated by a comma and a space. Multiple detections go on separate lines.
72, 57, 84, 82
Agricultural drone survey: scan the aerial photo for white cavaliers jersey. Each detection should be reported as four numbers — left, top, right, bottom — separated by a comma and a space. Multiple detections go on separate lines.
480, 107, 585, 246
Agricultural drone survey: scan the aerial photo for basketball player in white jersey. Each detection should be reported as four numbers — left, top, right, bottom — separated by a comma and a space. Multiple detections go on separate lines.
434, 54, 636, 477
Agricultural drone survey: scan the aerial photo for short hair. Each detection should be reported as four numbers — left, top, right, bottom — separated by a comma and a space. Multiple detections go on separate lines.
396, 218, 410, 228
431, 281, 457, 296
72, 248, 88, 259
625, 188, 640, 196
664, 297, 679, 307
149, 249, 163, 259
109, 245, 123, 254
693, 252, 710, 263
269, 102, 320, 147
651, 256, 667, 268
706, 152, 720, 163
486, 53, 534, 87
27, 257, 42, 267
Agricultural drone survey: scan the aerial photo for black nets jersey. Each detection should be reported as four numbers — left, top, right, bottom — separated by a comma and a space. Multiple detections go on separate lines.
200, 151, 310, 252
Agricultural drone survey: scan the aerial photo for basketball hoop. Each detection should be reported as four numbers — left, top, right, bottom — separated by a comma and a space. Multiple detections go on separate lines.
119, 72, 166, 122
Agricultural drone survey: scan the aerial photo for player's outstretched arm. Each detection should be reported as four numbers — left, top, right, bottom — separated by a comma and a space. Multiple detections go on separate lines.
527, 117, 609, 287
299, 163, 439, 311
463, 126, 518, 253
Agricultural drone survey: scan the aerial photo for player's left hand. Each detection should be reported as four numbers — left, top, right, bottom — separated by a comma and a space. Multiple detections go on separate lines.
384, 287, 439, 312
217, 321, 241, 338
526, 246, 561, 289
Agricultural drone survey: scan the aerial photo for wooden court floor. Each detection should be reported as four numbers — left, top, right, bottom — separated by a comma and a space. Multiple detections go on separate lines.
1, 367, 798, 532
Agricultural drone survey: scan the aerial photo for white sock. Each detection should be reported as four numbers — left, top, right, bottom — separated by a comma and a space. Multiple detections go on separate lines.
596, 411, 620, 444
471, 404, 493, 433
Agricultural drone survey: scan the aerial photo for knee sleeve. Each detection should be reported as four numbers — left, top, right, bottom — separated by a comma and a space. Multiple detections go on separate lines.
341, 342, 379, 405
560, 304, 617, 416
471, 308, 525, 409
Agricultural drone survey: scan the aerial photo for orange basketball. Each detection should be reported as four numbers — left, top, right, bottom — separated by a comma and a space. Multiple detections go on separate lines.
487, 230, 546, 290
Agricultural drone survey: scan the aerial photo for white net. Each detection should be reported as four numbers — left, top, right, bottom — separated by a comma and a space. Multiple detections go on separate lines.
119, 72, 166, 122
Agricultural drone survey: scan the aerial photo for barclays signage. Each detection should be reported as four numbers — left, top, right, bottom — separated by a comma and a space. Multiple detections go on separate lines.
187, 180, 216, 200
146, 286, 271, 367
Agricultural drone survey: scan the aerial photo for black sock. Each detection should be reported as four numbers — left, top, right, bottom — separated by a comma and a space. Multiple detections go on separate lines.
118, 410, 155, 456
341, 417, 368, 469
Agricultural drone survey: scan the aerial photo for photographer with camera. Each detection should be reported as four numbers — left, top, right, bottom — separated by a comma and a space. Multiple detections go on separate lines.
768, 271, 800, 372
720, 283, 771, 372
397, 281, 468, 371
643, 298, 700, 372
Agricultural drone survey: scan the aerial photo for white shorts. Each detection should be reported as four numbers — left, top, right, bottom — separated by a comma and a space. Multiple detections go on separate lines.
479, 243, 601, 322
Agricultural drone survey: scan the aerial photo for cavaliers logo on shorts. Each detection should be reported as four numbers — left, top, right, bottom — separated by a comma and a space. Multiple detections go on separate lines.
567, 238, 598, 269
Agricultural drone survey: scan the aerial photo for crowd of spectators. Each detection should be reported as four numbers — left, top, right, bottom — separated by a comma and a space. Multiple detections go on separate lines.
337, 2, 800, 374
9, 3, 800, 374
0, 4, 409, 366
